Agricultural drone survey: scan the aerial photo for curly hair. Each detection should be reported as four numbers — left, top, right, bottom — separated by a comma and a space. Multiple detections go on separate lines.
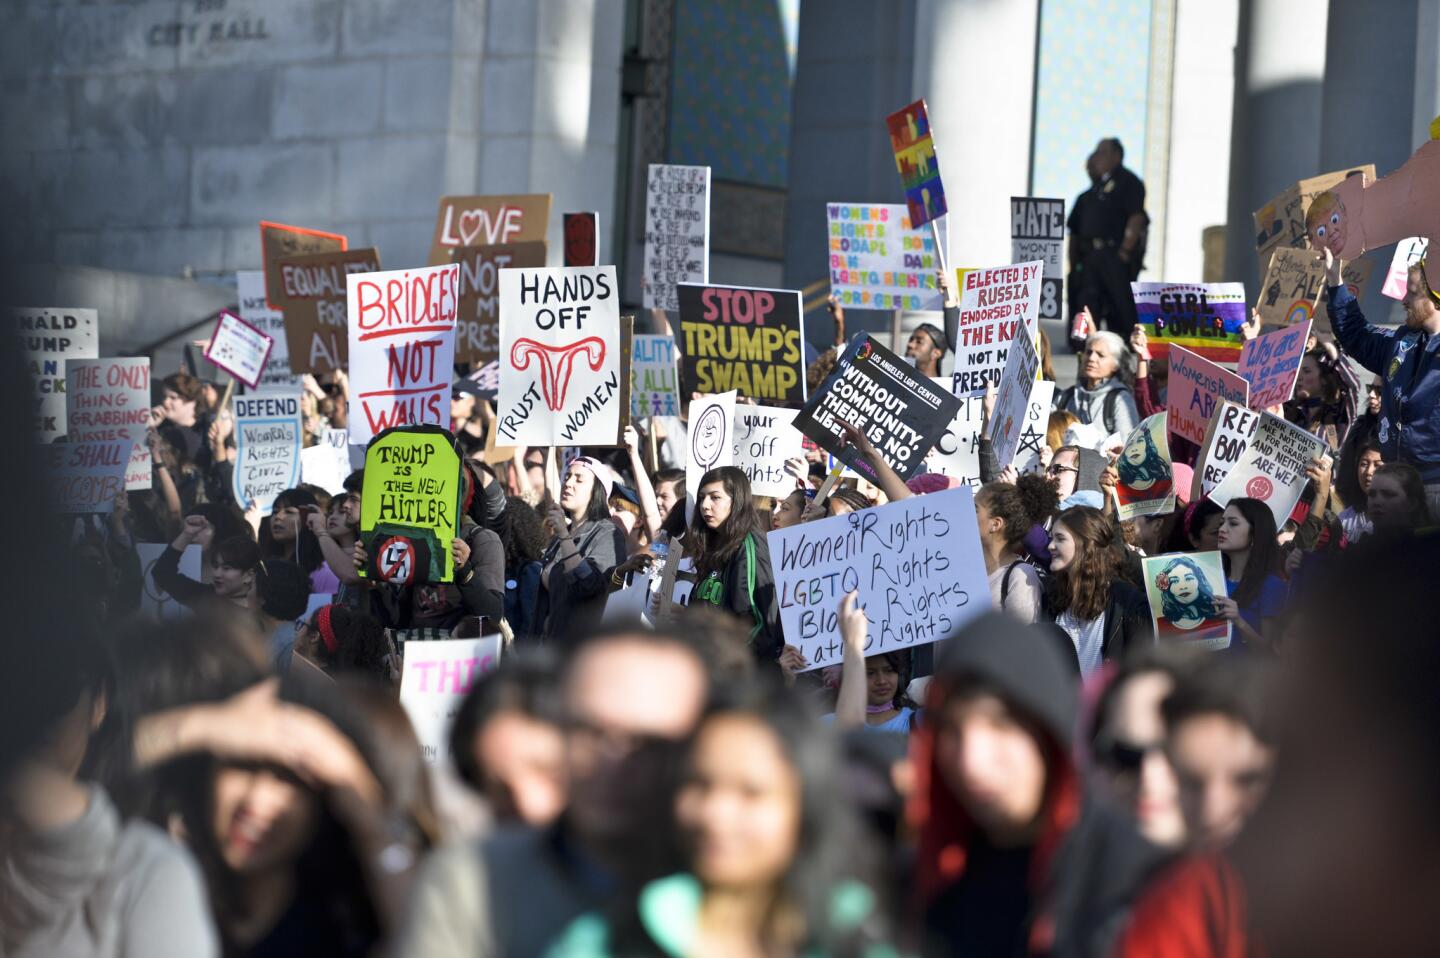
1048, 506, 1122, 621
806, 347, 840, 395
502, 495, 547, 570
976, 474, 1057, 548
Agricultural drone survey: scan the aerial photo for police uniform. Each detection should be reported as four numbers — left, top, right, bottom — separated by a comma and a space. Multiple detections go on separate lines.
1067, 164, 1148, 339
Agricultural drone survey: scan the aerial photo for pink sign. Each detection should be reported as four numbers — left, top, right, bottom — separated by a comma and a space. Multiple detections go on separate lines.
1236, 321, 1311, 410
1166, 345, 1249, 448
204, 310, 274, 389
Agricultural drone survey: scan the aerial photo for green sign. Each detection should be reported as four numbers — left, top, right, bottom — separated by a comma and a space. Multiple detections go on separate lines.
360, 424, 462, 585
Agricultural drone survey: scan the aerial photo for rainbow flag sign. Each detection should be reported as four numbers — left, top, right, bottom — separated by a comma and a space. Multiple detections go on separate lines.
886, 99, 947, 229
1132, 282, 1248, 365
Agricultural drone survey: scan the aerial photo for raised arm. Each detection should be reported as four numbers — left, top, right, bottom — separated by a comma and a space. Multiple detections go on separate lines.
624, 424, 663, 540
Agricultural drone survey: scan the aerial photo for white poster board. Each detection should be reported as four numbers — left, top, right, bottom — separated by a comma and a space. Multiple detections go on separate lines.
238, 270, 302, 390
399, 635, 503, 765
925, 383, 984, 488
985, 323, 1041, 468
204, 310, 273, 389
825, 202, 942, 311
686, 391, 737, 510
1209, 411, 1325, 527
66, 358, 152, 490
642, 164, 711, 312
733, 404, 806, 498
232, 392, 302, 511
1010, 380, 1056, 474
1196, 400, 1261, 497
42, 440, 131, 513
11, 307, 99, 441
1010, 197, 1065, 320
950, 262, 1043, 397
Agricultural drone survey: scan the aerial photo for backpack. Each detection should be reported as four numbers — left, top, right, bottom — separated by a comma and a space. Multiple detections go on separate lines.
999, 557, 1051, 612
694, 533, 766, 643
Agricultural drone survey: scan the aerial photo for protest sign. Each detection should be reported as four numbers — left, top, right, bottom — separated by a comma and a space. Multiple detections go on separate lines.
400, 635, 503, 764
360, 424, 462, 586
950, 262, 1043, 397
42, 440, 130, 513
642, 164, 711, 311
1209, 411, 1326, 528
1114, 412, 1176, 520
924, 386, 985, 487
1011, 197, 1065, 320
428, 193, 551, 265
1194, 400, 1259, 497
770, 486, 988, 670
1165, 346, 1250, 448
886, 99, 947, 228
495, 265, 622, 446
238, 270, 301, 390
794, 334, 960, 483
630, 334, 681, 419
67, 358, 151, 491
677, 283, 806, 405
203, 309, 272, 389
1237, 321, 1312, 410
11, 307, 99, 441
1132, 283, 1248, 363
1306, 139, 1440, 261
1256, 247, 1373, 332
986, 323, 1041, 468
346, 262, 460, 445
300, 434, 353, 495
563, 212, 599, 267
1142, 552, 1231, 650
1010, 381, 1056, 474
686, 391, 737, 509
1251, 165, 1375, 277
733, 404, 804, 498
825, 203, 941, 311
137, 543, 201, 621
449, 241, 547, 365
232, 392, 301, 511
1382, 237, 1429, 300
259, 220, 347, 309
275, 247, 381, 376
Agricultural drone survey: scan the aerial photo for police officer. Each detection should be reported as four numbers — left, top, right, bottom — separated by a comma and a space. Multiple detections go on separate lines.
1067, 138, 1149, 342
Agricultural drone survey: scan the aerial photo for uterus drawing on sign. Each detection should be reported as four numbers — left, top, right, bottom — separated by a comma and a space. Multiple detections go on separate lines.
511, 337, 605, 411
691, 402, 729, 471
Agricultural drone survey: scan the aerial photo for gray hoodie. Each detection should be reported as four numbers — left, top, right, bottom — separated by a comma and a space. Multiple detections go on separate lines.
0, 784, 218, 958
1055, 378, 1138, 439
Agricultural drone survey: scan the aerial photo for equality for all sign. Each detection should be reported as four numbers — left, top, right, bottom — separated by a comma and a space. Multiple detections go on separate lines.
1166, 345, 1250, 448
794, 334, 960, 483
1237, 321, 1312, 410
986, 321, 1041, 468
67, 358, 151, 491
496, 265, 622, 446
631, 334, 680, 419
1256, 247, 1373, 332
1209, 411, 1326, 528
734, 405, 806, 498
449, 242, 547, 365
428, 194, 551, 266
950, 262, 1043, 397
1132, 282, 1248, 363
11, 307, 99, 441
770, 486, 989, 670
1010, 197, 1065, 320
677, 283, 806, 405
238, 270, 301, 390
825, 203, 941, 311
275, 247, 381, 376
400, 635, 502, 765
259, 220, 346, 310
346, 263, 460, 445
232, 392, 302, 512
42, 440, 131, 513
360, 425, 462, 586
642, 164, 711, 312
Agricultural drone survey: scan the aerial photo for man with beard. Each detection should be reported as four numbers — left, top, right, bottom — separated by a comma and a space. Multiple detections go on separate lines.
1325, 247, 1440, 514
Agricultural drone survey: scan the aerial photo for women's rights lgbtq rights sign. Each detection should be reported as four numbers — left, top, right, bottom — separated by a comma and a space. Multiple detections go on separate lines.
346, 263, 460, 445
769, 486, 990, 670
496, 265, 622, 446
950, 262, 1043, 397
825, 203, 942, 311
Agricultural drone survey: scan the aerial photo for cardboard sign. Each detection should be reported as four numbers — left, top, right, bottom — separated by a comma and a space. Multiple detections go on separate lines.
232, 392, 302, 511
677, 283, 806, 405
686, 391, 737, 507
274, 247, 382, 376
1194, 400, 1259, 497
563, 212, 599, 267
950, 262, 1043, 397
886, 99, 947, 228
733, 405, 806, 498
1306, 140, 1440, 260
259, 220, 347, 310
66, 358, 151, 491
238, 270, 301, 390
137, 543, 202, 621
1132, 282, 1248, 363
1114, 412, 1176, 520
495, 265, 622, 446
203, 310, 272, 389
1011, 197, 1065, 320
447, 241, 548, 366
825, 203, 942, 311
428, 193, 552, 265
1209, 411, 1325, 528
1010, 380, 1056, 474
1237, 321, 1312, 410
400, 635, 503, 764
1251, 165, 1375, 277
642, 164, 711, 311
794, 334, 960, 483
1256, 247, 1373, 333
42, 440, 130, 513
630, 334, 681, 419
924, 386, 985, 487
1382, 237, 1430, 300
360, 424, 463, 586
1142, 551, 1231, 650
346, 263, 461, 445
1165, 345, 1250, 448
11, 307, 99, 441
770, 486, 988, 670
986, 323, 1042, 468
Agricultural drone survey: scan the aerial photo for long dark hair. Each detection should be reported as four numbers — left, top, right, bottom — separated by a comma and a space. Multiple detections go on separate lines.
1335, 428, 1381, 512
1221, 498, 1282, 607
686, 466, 761, 580
258, 487, 325, 573
501, 495, 547, 570
1048, 506, 1122, 621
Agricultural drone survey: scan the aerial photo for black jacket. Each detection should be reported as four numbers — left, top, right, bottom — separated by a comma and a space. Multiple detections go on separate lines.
704, 532, 782, 662
1044, 577, 1153, 667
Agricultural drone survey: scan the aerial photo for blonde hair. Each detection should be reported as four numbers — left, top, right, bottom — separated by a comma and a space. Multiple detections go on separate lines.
1047, 410, 1079, 450
1305, 191, 1342, 237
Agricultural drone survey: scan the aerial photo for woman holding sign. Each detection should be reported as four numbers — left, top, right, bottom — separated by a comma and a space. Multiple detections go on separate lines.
1213, 499, 1286, 653
538, 457, 628, 644
686, 466, 783, 663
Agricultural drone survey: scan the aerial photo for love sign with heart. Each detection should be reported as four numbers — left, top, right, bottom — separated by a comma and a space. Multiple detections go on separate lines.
428, 193, 552, 265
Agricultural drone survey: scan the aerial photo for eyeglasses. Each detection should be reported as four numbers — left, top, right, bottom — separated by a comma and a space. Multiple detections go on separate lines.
1046, 463, 1080, 477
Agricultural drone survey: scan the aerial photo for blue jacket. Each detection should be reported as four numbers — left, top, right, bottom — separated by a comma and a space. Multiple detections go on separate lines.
1329, 283, 1440, 482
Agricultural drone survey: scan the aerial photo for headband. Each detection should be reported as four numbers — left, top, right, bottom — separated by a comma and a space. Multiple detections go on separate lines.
914, 322, 947, 352
315, 604, 338, 655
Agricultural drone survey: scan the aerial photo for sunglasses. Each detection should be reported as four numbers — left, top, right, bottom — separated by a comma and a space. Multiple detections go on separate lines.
1047, 463, 1080, 476
1096, 736, 1163, 774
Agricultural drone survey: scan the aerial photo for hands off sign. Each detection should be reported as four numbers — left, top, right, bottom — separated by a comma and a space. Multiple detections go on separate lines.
232, 393, 302, 512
